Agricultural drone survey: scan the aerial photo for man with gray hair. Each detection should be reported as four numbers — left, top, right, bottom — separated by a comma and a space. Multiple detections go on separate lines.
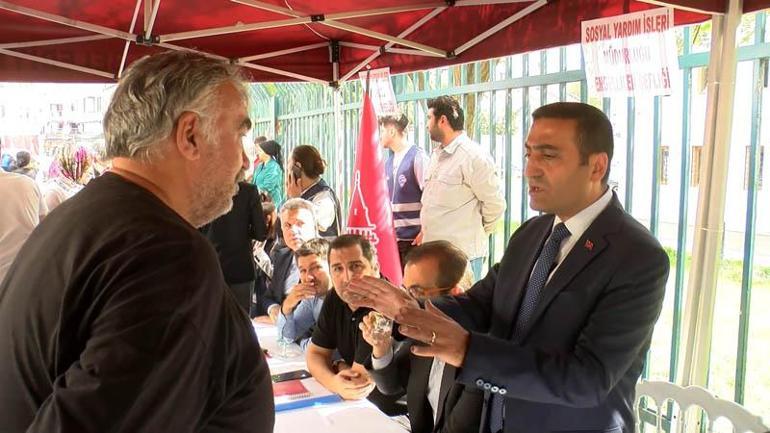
254, 197, 318, 323
0, 52, 274, 432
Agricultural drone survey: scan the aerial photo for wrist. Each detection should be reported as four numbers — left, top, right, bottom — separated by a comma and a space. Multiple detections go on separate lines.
372, 343, 390, 359
281, 301, 296, 316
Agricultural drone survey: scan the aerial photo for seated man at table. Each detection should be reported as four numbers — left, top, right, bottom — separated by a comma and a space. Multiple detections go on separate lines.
306, 234, 403, 416
362, 241, 483, 433
276, 238, 331, 351
254, 198, 318, 323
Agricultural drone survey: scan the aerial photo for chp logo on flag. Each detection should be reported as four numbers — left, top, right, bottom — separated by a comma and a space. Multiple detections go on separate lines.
347, 171, 380, 246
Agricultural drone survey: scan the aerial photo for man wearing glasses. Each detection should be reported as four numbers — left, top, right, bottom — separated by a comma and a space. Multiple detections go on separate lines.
361, 241, 483, 433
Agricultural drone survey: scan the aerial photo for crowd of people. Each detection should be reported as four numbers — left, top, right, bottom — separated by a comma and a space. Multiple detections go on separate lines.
0, 50, 669, 433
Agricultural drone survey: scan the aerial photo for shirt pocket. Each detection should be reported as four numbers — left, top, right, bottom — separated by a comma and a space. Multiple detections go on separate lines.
424, 171, 471, 208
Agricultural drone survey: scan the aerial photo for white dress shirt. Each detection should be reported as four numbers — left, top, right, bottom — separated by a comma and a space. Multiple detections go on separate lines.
548, 186, 614, 281
372, 346, 446, 423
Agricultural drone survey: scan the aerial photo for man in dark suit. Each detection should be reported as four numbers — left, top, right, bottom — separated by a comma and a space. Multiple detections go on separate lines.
254, 197, 318, 322
362, 241, 483, 433
347, 102, 670, 433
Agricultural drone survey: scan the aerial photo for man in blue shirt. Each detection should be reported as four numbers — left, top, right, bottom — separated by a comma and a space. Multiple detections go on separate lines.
276, 238, 331, 351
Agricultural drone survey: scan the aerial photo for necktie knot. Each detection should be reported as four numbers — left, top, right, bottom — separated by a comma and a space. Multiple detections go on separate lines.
550, 222, 571, 246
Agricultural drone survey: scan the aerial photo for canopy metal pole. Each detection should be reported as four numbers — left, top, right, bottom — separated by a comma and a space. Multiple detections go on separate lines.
157, 42, 326, 83
339, 42, 445, 57
239, 42, 328, 62
144, 0, 162, 39
0, 1, 134, 41
238, 61, 327, 84
157, 42, 228, 60
679, 0, 743, 387
454, 0, 547, 55
319, 20, 446, 57
0, 35, 112, 49
161, 17, 309, 42
118, 0, 144, 79
339, 7, 446, 83
164, 2, 453, 43
0, 47, 115, 78
231, 0, 444, 19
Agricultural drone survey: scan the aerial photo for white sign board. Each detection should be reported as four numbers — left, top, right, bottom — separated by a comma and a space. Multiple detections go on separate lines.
581, 7, 677, 97
359, 68, 398, 116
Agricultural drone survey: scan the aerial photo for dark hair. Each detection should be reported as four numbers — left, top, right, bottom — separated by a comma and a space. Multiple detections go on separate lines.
16, 151, 31, 168
427, 96, 464, 131
329, 234, 376, 266
294, 238, 330, 260
532, 102, 614, 184
405, 240, 468, 290
260, 191, 277, 239
379, 114, 409, 134
259, 140, 284, 170
291, 145, 325, 178
254, 136, 268, 144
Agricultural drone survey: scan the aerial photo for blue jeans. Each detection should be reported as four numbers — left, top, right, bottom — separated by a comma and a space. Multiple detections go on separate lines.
470, 257, 485, 283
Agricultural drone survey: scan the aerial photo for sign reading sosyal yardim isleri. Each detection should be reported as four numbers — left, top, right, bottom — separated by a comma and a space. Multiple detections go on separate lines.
581, 7, 677, 97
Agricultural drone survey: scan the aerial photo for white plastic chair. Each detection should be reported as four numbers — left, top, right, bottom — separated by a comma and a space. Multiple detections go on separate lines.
635, 380, 769, 433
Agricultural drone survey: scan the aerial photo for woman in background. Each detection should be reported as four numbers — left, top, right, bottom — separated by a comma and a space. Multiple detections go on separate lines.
286, 144, 341, 239
44, 145, 94, 211
251, 139, 284, 206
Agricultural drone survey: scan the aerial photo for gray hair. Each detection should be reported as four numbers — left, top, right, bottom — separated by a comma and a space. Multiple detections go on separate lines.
280, 198, 316, 219
103, 51, 248, 162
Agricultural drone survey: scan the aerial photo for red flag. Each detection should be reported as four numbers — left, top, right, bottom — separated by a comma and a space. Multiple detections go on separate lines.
346, 92, 403, 287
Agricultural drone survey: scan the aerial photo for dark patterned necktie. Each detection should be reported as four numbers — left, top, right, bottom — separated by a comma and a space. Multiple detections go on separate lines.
489, 222, 571, 433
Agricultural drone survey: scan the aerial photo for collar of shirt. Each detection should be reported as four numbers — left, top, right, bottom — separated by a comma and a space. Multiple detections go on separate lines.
554, 186, 613, 236
435, 131, 467, 155
551, 186, 613, 268
300, 178, 321, 196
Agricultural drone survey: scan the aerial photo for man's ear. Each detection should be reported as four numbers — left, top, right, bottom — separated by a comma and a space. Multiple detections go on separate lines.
589, 152, 609, 182
175, 111, 203, 161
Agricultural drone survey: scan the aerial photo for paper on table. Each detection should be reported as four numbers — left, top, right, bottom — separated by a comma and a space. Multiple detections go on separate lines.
274, 400, 408, 433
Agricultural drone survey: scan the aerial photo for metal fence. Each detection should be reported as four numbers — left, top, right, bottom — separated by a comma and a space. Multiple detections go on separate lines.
250, 11, 770, 427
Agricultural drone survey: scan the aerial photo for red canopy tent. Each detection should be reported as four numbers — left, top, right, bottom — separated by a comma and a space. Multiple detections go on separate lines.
0, 0, 768, 84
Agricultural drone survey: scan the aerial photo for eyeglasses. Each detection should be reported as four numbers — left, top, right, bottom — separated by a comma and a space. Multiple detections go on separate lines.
401, 285, 451, 300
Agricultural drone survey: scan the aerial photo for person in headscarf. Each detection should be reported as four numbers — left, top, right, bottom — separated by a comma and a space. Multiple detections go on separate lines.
43, 145, 94, 211
251, 139, 284, 206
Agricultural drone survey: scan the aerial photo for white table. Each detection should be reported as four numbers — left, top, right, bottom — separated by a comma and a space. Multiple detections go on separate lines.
253, 323, 409, 433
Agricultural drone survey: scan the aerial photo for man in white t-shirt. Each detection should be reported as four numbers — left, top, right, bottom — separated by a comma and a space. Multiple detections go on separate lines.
0, 141, 47, 282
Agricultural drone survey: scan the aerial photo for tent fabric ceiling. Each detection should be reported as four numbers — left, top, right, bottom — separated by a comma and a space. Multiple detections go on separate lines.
0, 0, 767, 84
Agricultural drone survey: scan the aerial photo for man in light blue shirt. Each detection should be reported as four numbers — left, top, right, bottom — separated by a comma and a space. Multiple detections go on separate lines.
276, 238, 331, 351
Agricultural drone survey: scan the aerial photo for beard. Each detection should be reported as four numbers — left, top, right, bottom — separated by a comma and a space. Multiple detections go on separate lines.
188, 163, 243, 228
428, 126, 444, 143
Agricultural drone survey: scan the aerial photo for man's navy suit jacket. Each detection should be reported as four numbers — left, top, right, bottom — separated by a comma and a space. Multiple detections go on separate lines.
442, 193, 670, 433
256, 246, 294, 315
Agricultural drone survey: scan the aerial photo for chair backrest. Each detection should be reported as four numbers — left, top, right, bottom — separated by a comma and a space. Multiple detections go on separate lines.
635, 380, 769, 433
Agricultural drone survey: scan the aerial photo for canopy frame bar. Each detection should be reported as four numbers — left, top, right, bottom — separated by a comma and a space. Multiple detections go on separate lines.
0, 1, 135, 41
0, 47, 115, 78
118, 0, 144, 78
